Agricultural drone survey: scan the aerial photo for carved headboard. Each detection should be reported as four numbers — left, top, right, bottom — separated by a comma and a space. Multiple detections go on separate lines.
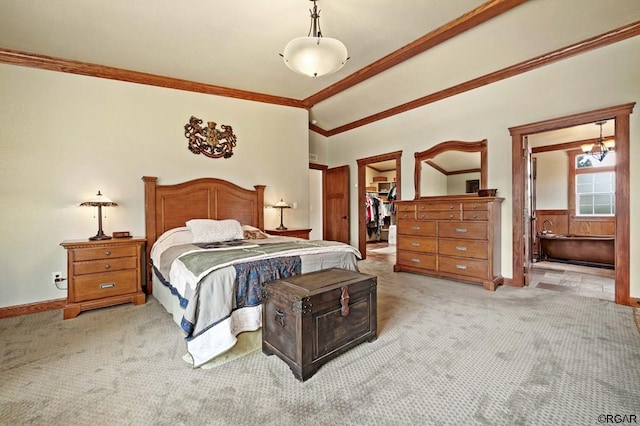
142, 176, 265, 290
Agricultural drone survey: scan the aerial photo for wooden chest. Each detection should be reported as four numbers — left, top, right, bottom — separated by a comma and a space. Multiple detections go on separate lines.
262, 268, 377, 381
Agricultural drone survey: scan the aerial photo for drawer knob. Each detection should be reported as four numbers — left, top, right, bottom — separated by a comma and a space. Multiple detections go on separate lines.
449, 214, 454, 218
455, 265, 468, 270
412, 226, 421, 231
449, 205, 454, 209
456, 246, 467, 251
411, 258, 420, 263
100, 282, 115, 289
411, 242, 420, 247
104, 251, 111, 256
472, 205, 478, 209
456, 228, 468, 233
104, 264, 111, 269
472, 214, 478, 219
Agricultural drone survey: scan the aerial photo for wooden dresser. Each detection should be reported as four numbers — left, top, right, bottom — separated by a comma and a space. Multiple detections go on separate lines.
60, 238, 146, 319
394, 196, 503, 290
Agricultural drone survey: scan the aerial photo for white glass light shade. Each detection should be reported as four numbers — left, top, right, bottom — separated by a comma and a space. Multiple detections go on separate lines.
283, 36, 348, 78
275, 198, 290, 208
581, 143, 594, 153
604, 139, 615, 149
79, 191, 118, 207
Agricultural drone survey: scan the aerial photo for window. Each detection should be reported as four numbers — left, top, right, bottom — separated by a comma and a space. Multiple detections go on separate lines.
574, 152, 615, 217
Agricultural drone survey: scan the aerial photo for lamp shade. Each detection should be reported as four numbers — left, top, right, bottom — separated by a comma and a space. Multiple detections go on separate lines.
283, 36, 348, 78
80, 191, 118, 207
275, 198, 291, 208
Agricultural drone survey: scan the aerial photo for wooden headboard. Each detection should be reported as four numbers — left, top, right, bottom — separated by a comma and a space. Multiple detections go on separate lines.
142, 176, 266, 291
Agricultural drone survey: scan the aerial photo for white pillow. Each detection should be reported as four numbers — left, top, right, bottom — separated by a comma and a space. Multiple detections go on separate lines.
186, 219, 244, 243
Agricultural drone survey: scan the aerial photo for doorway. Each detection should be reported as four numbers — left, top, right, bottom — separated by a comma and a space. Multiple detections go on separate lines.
526, 123, 616, 301
356, 151, 402, 261
509, 103, 634, 306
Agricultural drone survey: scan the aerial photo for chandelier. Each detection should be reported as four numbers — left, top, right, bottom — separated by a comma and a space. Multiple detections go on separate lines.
581, 120, 615, 162
281, 0, 348, 78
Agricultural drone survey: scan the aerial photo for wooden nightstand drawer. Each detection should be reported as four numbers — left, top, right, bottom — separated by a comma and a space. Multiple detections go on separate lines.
73, 270, 138, 302
74, 256, 138, 275
73, 245, 138, 262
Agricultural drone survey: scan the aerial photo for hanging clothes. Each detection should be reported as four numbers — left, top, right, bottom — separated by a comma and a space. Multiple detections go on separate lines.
365, 193, 385, 240
387, 184, 397, 215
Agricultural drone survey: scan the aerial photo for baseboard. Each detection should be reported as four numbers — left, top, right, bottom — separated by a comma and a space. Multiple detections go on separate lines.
0, 298, 65, 319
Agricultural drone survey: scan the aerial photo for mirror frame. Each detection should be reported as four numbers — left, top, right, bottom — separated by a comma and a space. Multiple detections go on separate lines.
414, 139, 488, 199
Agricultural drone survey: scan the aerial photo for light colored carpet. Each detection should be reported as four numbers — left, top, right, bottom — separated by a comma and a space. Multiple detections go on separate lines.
1, 259, 639, 425
184, 330, 262, 369
369, 246, 397, 254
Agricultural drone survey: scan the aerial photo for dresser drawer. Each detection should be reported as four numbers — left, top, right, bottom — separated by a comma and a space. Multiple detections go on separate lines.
438, 239, 488, 260
462, 202, 488, 211
398, 236, 436, 253
463, 210, 488, 221
416, 202, 459, 212
397, 204, 416, 212
74, 256, 138, 275
73, 270, 138, 302
439, 256, 489, 279
73, 245, 138, 262
417, 210, 461, 220
397, 210, 416, 220
397, 251, 436, 270
438, 222, 487, 240
397, 220, 436, 236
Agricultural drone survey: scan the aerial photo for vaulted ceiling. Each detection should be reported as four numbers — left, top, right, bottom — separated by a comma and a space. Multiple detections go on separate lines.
1, 0, 639, 137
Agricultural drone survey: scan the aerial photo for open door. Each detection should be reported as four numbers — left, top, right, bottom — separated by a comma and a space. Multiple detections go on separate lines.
324, 165, 350, 243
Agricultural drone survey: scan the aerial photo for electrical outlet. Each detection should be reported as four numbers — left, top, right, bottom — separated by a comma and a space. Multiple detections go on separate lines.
52, 271, 62, 285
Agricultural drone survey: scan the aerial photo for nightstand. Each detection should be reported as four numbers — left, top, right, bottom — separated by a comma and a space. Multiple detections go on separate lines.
60, 237, 146, 319
265, 228, 312, 239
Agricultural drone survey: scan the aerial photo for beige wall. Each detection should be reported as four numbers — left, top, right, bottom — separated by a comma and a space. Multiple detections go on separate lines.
0, 64, 309, 307
533, 151, 569, 210
326, 37, 640, 298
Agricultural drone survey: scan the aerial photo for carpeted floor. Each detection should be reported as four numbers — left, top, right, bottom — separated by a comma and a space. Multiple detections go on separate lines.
1, 259, 639, 425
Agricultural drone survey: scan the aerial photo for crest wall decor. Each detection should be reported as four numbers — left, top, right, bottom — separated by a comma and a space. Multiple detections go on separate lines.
184, 116, 237, 159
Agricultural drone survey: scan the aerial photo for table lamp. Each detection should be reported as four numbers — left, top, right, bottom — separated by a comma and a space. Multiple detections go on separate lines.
274, 199, 291, 230
80, 191, 118, 240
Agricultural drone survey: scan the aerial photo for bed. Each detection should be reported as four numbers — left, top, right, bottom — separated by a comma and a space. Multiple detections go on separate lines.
142, 176, 361, 367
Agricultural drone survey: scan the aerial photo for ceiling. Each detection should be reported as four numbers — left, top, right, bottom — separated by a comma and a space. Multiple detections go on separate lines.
1, 1, 639, 135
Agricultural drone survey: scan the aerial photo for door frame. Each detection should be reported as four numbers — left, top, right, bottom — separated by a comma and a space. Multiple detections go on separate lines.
509, 102, 635, 306
356, 151, 402, 259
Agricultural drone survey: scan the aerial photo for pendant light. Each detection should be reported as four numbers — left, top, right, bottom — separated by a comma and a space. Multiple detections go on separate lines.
281, 0, 348, 78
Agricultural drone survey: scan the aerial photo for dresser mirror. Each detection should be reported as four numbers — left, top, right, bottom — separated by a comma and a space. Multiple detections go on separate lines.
414, 139, 487, 198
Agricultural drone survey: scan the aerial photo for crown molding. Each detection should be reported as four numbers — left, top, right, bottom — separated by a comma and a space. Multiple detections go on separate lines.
0, 48, 307, 109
